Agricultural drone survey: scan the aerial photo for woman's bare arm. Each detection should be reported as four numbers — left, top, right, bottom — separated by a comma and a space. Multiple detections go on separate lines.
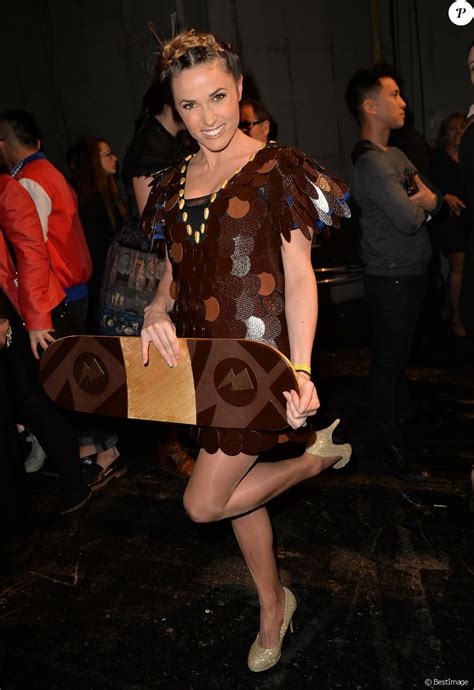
281, 229, 320, 427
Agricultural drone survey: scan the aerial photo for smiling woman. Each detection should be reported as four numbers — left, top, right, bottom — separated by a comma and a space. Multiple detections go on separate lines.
141, 29, 351, 673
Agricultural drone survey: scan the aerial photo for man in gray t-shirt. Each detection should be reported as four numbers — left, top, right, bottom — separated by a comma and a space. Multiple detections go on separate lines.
345, 65, 441, 480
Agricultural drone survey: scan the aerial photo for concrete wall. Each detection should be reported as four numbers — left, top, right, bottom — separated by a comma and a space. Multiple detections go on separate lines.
1, 0, 472, 179
206, 0, 372, 178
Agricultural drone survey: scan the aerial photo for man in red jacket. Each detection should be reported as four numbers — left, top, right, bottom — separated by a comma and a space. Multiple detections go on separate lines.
0, 110, 92, 337
0, 178, 92, 526
0, 174, 64, 358
0, 112, 96, 524
0, 110, 123, 499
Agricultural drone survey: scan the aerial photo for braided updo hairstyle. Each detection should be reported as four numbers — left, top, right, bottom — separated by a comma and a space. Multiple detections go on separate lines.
157, 29, 241, 87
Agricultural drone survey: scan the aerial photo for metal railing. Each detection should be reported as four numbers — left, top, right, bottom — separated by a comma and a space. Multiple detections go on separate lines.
315, 265, 365, 286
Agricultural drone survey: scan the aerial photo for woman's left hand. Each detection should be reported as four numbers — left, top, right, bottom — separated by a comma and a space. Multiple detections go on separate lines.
283, 373, 320, 429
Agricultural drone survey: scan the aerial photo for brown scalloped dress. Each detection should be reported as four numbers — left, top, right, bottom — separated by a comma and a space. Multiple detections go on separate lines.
144, 143, 350, 456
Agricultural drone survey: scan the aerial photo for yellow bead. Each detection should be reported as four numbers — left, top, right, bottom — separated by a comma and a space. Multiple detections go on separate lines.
194, 231, 200, 244
203, 207, 210, 220
178, 189, 185, 198
180, 165, 186, 173
186, 224, 192, 236
185, 154, 192, 161
210, 192, 217, 203
182, 211, 188, 222
180, 176, 186, 185
249, 153, 256, 161
200, 223, 206, 234
221, 179, 228, 189
235, 167, 242, 174
178, 198, 185, 210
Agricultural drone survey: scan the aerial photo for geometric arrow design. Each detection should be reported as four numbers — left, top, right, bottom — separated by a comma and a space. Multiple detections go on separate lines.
79, 357, 106, 386
217, 367, 255, 392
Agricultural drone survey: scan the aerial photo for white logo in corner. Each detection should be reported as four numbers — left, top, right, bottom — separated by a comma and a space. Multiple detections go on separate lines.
448, 0, 473, 25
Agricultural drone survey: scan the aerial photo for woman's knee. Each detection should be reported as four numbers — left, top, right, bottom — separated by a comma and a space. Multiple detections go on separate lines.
183, 490, 220, 523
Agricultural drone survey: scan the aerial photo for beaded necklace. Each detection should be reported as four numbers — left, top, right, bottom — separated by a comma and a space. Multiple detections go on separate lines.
177, 143, 267, 245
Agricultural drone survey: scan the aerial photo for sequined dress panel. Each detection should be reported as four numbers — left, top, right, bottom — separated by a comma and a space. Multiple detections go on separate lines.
144, 144, 350, 455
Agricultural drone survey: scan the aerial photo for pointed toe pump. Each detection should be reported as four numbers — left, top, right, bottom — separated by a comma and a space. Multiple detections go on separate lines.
306, 418, 352, 469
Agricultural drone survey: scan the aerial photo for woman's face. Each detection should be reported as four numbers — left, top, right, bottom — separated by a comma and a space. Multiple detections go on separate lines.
446, 116, 466, 148
98, 141, 118, 175
172, 60, 242, 153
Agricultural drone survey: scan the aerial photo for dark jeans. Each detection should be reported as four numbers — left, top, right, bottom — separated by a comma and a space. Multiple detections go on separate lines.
6, 310, 89, 508
365, 274, 428, 449
0, 349, 32, 544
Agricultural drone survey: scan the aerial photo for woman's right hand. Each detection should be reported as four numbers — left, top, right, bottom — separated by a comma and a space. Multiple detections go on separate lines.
141, 303, 179, 367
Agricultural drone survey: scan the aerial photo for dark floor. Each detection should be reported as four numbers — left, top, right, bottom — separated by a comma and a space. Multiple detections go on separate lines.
1, 303, 473, 690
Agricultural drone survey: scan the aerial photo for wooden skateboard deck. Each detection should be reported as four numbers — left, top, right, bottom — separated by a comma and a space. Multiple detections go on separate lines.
39, 336, 299, 431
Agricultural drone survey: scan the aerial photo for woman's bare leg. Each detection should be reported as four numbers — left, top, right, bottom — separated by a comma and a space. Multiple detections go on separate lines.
232, 507, 286, 648
183, 447, 337, 524
183, 447, 339, 647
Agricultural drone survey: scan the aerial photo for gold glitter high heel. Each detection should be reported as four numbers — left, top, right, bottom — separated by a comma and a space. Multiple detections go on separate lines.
247, 587, 297, 673
305, 418, 352, 469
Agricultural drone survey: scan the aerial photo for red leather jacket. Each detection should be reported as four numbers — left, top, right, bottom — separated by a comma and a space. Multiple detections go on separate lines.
16, 158, 92, 293
0, 174, 64, 330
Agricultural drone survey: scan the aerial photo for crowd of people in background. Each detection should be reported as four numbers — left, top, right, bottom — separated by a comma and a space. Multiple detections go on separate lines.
0, 36, 473, 571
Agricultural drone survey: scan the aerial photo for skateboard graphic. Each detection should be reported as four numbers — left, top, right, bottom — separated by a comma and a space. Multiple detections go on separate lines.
39, 336, 299, 431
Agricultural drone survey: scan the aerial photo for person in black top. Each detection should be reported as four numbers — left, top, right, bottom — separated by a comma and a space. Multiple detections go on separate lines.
74, 136, 128, 333
430, 113, 471, 336
99, 80, 189, 338
121, 79, 186, 217
99, 78, 196, 479
460, 41, 474, 331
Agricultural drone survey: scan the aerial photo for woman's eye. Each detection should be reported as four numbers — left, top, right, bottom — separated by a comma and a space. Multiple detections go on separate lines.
213, 92, 226, 101
182, 103, 195, 110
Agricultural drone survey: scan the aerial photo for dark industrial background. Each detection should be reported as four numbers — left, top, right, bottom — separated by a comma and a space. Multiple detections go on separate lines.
2, 0, 473, 180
